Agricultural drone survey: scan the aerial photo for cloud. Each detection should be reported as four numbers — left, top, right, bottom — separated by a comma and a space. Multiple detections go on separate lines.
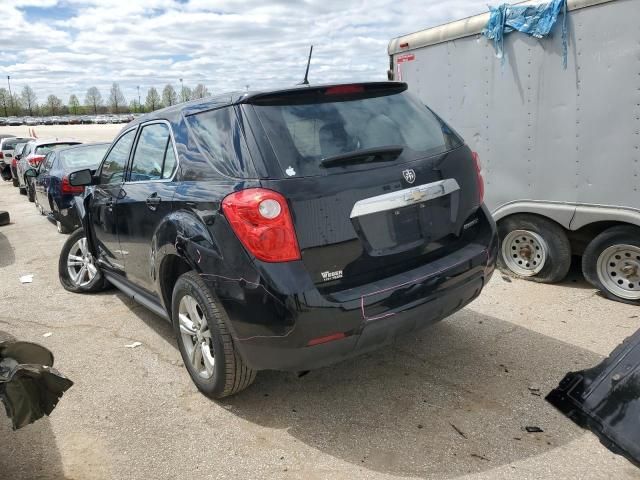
0, 0, 490, 105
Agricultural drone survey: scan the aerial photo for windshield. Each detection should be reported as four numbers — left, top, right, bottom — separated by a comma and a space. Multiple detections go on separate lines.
60, 144, 108, 170
252, 90, 462, 177
2, 138, 32, 150
35, 143, 81, 155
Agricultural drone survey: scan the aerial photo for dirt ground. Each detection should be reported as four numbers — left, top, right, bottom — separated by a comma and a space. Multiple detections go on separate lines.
0, 125, 639, 479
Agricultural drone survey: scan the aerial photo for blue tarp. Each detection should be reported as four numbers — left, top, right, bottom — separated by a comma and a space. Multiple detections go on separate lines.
482, 0, 568, 67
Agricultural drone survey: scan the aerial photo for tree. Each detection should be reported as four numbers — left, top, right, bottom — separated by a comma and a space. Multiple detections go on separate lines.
0, 88, 9, 117
85, 86, 102, 115
192, 84, 210, 99
21, 85, 37, 116
145, 87, 161, 111
162, 84, 178, 107
69, 94, 81, 115
129, 99, 144, 113
181, 86, 192, 103
109, 82, 126, 114
46, 94, 62, 115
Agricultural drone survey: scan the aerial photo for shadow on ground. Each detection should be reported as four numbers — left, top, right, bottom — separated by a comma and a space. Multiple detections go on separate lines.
219, 310, 599, 478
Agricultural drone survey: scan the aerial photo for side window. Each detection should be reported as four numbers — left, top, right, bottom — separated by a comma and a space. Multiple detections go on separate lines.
43, 152, 55, 171
129, 123, 177, 182
99, 129, 136, 185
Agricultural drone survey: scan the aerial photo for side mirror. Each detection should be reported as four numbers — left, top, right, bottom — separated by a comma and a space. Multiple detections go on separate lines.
68, 168, 94, 187
24, 168, 38, 178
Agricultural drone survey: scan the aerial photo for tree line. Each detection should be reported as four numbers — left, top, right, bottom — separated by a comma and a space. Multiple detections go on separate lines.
0, 82, 211, 117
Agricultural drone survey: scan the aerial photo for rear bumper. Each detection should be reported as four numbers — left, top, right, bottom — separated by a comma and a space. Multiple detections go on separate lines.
228, 206, 498, 371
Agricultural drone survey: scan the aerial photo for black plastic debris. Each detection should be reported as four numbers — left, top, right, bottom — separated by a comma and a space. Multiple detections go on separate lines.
0, 341, 73, 430
547, 328, 640, 468
524, 426, 544, 433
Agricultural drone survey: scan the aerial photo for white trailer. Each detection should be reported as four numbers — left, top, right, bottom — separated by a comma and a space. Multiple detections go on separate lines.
388, 0, 640, 304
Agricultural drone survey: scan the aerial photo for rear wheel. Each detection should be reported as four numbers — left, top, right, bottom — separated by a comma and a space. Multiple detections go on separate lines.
58, 228, 108, 293
582, 226, 640, 305
498, 214, 571, 283
171, 271, 256, 398
12, 177, 19, 187
26, 181, 35, 203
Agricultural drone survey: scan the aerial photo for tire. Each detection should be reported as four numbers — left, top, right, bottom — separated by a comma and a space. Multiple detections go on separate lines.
19, 186, 26, 195
171, 271, 256, 399
27, 182, 35, 203
0, 211, 9, 226
497, 214, 571, 283
12, 177, 19, 187
58, 228, 108, 293
582, 225, 640, 305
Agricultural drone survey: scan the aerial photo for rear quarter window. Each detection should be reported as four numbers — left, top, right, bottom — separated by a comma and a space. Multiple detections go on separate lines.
185, 107, 253, 178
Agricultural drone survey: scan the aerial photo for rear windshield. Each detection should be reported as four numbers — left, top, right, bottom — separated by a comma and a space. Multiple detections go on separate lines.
2, 138, 32, 150
60, 144, 108, 170
35, 143, 81, 155
251, 89, 463, 177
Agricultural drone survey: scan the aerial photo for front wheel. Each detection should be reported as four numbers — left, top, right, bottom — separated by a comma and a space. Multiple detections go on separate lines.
12, 177, 19, 187
58, 228, 108, 293
27, 182, 35, 203
582, 226, 640, 305
497, 214, 571, 283
171, 271, 256, 399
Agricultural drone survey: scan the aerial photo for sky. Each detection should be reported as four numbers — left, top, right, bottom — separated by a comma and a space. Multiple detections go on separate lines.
0, 0, 491, 106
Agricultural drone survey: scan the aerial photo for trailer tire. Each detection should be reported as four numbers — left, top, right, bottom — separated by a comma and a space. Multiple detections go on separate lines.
582, 225, 640, 305
497, 214, 571, 283
0, 211, 9, 226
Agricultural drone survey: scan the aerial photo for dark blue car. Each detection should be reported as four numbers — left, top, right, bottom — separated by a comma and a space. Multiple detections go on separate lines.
33, 143, 109, 233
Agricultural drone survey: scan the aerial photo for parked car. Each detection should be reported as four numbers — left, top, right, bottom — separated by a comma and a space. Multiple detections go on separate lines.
6, 117, 23, 126
80, 115, 92, 124
30, 142, 109, 233
0, 118, 6, 126
94, 115, 108, 124
17, 139, 82, 200
58, 82, 498, 398
24, 117, 38, 126
42, 117, 54, 125
10, 142, 29, 187
58, 116, 70, 125
0, 136, 33, 182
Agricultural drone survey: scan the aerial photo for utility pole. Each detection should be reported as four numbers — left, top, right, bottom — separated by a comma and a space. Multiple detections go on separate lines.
179, 78, 184, 103
137, 85, 141, 113
6, 76, 13, 112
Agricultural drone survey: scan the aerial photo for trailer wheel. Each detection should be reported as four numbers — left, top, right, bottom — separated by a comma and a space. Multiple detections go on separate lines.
582, 225, 640, 305
498, 214, 571, 283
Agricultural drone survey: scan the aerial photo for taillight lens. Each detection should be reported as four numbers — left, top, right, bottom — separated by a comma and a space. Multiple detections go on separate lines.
471, 151, 484, 204
61, 175, 84, 194
222, 188, 301, 262
0, 152, 4, 159
28, 155, 45, 167
11, 158, 17, 168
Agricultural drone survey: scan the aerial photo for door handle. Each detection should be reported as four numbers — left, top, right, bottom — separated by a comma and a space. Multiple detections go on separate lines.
146, 193, 161, 211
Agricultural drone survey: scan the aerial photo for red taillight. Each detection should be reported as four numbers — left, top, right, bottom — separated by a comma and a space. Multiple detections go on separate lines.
400, 42, 409, 49
11, 158, 17, 168
0, 152, 3, 159
324, 85, 365, 96
61, 175, 84, 194
222, 188, 301, 262
28, 155, 45, 167
471, 151, 484, 204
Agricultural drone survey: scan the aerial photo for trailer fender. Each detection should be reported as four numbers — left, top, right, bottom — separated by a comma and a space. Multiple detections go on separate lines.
492, 201, 575, 229
570, 205, 640, 231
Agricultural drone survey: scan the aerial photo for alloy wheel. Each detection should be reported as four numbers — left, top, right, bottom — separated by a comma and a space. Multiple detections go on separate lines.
66, 237, 98, 287
178, 295, 215, 379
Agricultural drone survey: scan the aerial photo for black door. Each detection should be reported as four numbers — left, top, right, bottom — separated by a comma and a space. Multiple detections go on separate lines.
116, 122, 178, 293
35, 152, 54, 210
90, 128, 137, 273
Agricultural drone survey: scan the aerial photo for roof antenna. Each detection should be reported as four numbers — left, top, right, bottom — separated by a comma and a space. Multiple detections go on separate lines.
299, 45, 313, 85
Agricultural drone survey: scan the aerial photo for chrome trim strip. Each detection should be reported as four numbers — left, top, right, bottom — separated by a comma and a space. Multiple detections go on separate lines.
350, 178, 460, 218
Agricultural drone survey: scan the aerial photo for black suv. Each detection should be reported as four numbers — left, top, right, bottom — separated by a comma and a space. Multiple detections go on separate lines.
59, 82, 498, 398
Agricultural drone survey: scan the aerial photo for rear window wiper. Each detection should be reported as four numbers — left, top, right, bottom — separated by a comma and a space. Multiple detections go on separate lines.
319, 146, 404, 168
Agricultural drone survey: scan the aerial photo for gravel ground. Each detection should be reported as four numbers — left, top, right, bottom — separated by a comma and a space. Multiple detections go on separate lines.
0, 125, 639, 479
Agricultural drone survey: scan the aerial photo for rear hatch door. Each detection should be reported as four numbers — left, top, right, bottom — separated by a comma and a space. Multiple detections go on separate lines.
243, 83, 483, 291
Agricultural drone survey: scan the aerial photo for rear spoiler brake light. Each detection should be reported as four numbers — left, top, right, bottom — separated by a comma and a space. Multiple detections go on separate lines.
244, 82, 408, 106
